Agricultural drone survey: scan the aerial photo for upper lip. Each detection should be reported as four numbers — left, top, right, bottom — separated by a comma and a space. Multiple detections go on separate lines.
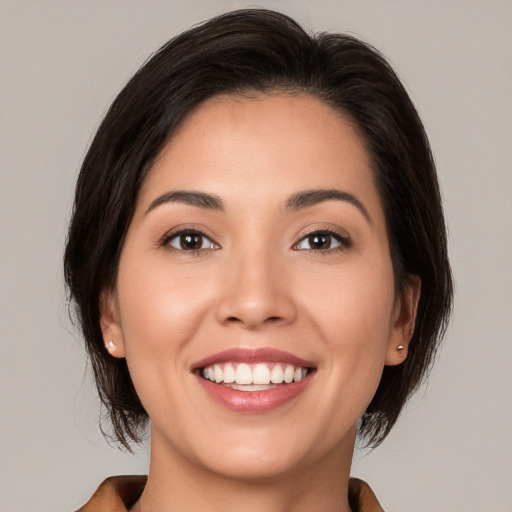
192, 347, 314, 370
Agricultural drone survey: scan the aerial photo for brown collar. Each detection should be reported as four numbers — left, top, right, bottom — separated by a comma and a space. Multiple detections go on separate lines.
76, 475, 384, 512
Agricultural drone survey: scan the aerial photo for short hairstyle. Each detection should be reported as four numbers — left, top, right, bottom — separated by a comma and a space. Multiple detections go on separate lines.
64, 8, 453, 450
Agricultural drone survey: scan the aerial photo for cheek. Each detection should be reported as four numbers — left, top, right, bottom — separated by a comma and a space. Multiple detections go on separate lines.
113, 258, 222, 438
117, 253, 213, 344
297, 256, 396, 390
300, 256, 395, 338
114, 254, 217, 401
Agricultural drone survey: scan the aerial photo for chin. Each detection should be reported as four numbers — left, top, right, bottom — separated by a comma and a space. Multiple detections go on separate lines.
200, 445, 308, 482
167, 419, 355, 484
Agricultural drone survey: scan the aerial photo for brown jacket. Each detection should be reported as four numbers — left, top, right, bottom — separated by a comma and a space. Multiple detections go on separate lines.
76, 475, 384, 511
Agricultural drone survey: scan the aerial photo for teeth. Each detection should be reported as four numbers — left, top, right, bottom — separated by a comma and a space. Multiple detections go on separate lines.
284, 365, 294, 383
201, 362, 309, 386
229, 384, 276, 391
223, 363, 235, 383
270, 365, 284, 384
253, 364, 271, 385
235, 363, 252, 384
214, 364, 223, 383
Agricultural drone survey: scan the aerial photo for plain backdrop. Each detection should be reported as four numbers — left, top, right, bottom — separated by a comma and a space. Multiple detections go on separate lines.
1, 1, 511, 511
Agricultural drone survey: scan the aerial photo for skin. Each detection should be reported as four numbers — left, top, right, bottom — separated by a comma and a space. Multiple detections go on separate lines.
101, 93, 420, 512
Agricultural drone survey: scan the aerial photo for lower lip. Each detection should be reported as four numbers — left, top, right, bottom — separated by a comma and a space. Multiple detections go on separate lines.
196, 375, 311, 413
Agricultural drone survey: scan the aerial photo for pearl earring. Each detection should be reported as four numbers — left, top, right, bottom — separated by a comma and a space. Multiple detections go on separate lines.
108, 340, 116, 352
396, 345, 405, 351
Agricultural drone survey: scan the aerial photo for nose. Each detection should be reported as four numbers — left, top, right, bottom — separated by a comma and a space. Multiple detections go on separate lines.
215, 249, 296, 330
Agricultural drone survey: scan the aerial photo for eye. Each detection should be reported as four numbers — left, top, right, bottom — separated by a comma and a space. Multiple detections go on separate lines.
294, 231, 350, 251
165, 230, 219, 251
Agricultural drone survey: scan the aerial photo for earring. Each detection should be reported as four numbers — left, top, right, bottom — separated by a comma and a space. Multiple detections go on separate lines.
396, 345, 405, 352
107, 340, 116, 352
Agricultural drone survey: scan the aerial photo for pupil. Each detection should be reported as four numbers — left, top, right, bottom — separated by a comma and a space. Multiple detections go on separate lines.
309, 234, 330, 249
180, 233, 201, 250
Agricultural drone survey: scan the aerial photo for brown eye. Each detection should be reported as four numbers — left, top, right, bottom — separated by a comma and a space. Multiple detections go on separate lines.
167, 231, 217, 251
307, 233, 331, 250
294, 231, 350, 251
180, 233, 202, 250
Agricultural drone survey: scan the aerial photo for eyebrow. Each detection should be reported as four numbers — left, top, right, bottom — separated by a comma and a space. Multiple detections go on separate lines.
285, 189, 371, 223
144, 191, 224, 215
144, 188, 370, 223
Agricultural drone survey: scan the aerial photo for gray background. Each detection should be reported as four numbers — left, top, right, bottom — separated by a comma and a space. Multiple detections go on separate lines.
1, 1, 511, 511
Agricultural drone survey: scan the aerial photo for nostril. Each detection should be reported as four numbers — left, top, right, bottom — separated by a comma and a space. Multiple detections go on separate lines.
224, 315, 283, 326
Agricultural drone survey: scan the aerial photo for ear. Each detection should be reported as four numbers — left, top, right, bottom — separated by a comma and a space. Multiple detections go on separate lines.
99, 288, 126, 358
385, 275, 421, 366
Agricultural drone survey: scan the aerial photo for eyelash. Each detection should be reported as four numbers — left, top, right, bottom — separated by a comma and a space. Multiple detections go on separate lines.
160, 227, 352, 254
293, 228, 352, 253
160, 228, 220, 254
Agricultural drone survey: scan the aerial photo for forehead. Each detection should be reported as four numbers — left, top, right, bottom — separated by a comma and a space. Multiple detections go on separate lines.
139, 93, 382, 219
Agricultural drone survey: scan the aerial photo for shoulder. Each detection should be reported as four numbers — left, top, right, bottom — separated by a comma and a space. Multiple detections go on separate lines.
76, 475, 382, 512
348, 477, 385, 512
75, 475, 147, 512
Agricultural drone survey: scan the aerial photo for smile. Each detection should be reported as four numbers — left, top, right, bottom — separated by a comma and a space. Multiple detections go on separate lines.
193, 348, 315, 412
201, 362, 309, 391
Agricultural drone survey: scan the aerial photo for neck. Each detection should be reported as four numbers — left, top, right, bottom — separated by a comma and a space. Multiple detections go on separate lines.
132, 426, 356, 512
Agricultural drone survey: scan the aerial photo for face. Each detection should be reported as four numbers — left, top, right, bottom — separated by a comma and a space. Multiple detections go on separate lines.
102, 93, 418, 481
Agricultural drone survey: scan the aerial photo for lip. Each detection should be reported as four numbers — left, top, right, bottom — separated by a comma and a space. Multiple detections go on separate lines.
192, 347, 313, 370
192, 347, 315, 413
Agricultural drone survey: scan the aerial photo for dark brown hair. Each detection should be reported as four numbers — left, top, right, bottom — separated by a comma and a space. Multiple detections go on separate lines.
64, 8, 453, 450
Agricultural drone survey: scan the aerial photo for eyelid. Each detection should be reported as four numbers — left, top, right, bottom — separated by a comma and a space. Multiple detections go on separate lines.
292, 225, 352, 251
159, 224, 221, 250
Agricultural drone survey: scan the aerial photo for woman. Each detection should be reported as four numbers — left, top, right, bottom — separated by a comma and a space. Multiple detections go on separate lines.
65, 9, 452, 512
